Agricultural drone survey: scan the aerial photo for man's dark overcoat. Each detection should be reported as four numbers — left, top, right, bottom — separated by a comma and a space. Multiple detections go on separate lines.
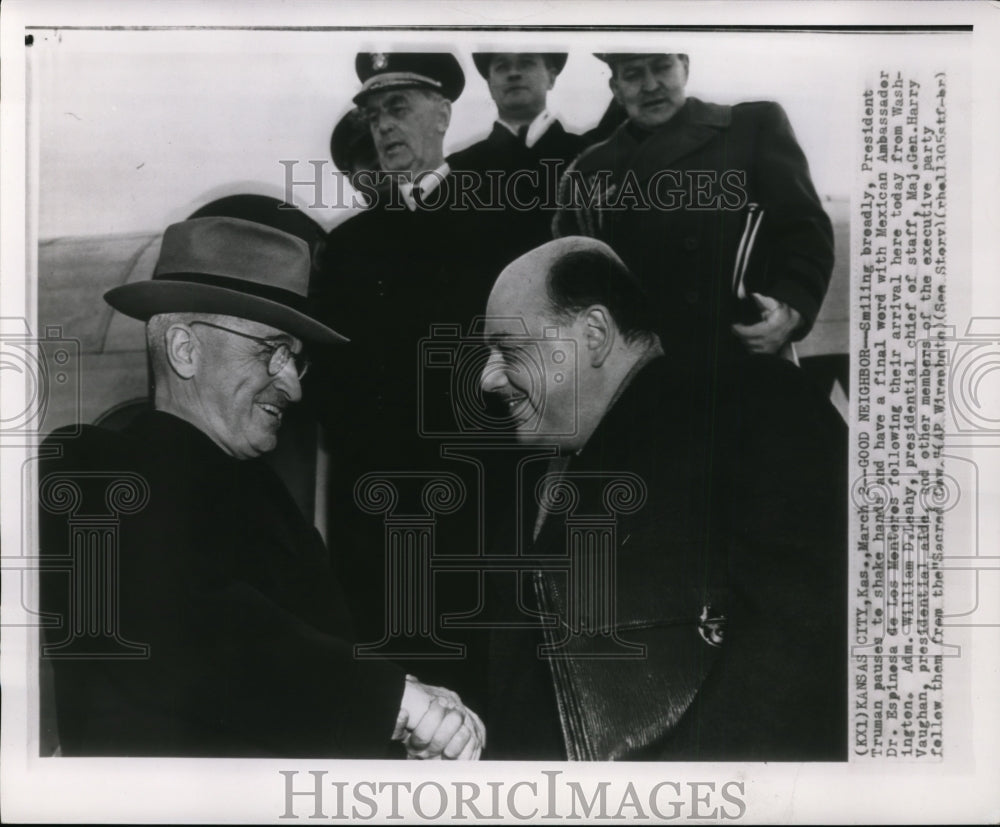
39, 411, 405, 757
554, 98, 835, 371
448, 120, 586, 253
487, 354, 848, 761
310, 183, 516, 706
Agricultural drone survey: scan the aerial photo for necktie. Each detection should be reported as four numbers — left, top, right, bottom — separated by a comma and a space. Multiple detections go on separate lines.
517, 124, 529, 146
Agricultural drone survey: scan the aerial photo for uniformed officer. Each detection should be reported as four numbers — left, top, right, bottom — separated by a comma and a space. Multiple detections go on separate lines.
449, 52, 585, 252
311, 53, 508, 714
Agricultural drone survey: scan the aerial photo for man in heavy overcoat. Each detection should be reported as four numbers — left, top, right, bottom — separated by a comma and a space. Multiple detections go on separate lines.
479, 237, 847, 760
554, 53, 835, 373
39, 217, 484, 758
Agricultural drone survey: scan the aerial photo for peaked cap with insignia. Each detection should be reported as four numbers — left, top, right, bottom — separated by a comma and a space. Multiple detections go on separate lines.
353, 52, 465, 105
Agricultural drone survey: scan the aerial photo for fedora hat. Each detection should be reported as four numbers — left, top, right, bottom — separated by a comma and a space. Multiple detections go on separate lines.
353, 52, 465, 105
471, 52, 568, 79
104, 217, 347, 345
594, 52, 687, 67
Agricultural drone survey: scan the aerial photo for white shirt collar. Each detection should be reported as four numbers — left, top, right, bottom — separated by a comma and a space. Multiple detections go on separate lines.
398, 162, 450, 211
497, 109, 554, 149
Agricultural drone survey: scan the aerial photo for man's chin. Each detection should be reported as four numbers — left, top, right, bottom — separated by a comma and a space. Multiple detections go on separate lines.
377, 151, 414, 173
247, 428, 279, 457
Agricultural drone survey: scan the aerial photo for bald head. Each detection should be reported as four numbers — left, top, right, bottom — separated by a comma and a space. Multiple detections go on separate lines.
481, 237, 660, 450
487, 236, 656, 344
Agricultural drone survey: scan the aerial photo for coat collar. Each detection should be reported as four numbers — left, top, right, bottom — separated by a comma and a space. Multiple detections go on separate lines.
593, 97, 732, 175
573, 354, 672, 468
496, 109, 556, 148
531, 354, 671, 550
125, 409, 240, 464
487, 117, 566, 149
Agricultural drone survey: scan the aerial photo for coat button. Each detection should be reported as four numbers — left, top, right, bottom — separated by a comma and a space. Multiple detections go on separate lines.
685, 290, 699, 305
683, 236, 699, 251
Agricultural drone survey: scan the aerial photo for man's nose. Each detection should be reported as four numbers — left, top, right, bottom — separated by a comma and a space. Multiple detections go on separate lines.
640, 69, 660, 92
480, 351, 509, 394
274, 361, 303, 403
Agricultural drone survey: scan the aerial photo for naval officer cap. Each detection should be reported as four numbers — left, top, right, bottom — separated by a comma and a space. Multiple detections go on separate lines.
471, 52, 568, 79
353, 52, 465, 105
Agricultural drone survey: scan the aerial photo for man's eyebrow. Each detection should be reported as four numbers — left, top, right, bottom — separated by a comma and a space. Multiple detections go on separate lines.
484, 332, 513, 346
255, 331, 296, 347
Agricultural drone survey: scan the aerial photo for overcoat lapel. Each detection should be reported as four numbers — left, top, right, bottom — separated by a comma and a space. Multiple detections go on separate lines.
606, 97, 733, 180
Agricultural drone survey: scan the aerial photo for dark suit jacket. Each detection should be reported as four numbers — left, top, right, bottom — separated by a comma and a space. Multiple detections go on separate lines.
449, 119, 585, 253
39, 411, 405, 757
554, 98, 835, 371
313, 181, 512, 464
487, 354, 848, 760
310, 181, 516, 706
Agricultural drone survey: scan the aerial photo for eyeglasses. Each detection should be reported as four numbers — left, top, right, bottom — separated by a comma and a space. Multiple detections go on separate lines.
189, 321, 310, 379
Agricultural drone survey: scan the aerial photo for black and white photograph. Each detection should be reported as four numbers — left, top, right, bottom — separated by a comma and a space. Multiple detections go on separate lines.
1, 0, 998, 823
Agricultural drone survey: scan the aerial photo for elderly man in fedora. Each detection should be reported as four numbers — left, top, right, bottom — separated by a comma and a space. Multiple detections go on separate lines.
39, 216, 484, 759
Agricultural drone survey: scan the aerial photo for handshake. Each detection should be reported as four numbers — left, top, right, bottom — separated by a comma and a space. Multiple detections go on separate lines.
392, 674, 486, 760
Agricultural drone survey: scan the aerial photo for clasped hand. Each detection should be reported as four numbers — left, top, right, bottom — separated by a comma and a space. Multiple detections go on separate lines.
731, 292, 802, 354
392, 675, 485, 760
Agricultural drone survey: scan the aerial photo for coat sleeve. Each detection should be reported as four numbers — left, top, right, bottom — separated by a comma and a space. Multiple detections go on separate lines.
39, 428, 408, 758
749, 102, 835, 338
174, 464, 407, 758
552, 156, 596, 239
180, 576, 407, 757
717, 357, 848, 758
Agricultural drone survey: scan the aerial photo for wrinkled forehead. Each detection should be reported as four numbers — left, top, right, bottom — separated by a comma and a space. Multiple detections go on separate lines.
482, 310, 554, 344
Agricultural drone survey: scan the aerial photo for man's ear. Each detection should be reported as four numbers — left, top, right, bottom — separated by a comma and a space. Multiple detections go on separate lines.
164, 323, 199, 380
437, 98, 452, 134
583, 306, 614, 368
608, 75, 622, 105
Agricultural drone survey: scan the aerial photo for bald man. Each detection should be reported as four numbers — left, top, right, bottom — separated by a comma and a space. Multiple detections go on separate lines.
478, 237, 847, 761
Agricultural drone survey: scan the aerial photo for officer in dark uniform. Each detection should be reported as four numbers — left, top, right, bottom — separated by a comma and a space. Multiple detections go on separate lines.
449, 52, 585, 253
310, 53, 508, 713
